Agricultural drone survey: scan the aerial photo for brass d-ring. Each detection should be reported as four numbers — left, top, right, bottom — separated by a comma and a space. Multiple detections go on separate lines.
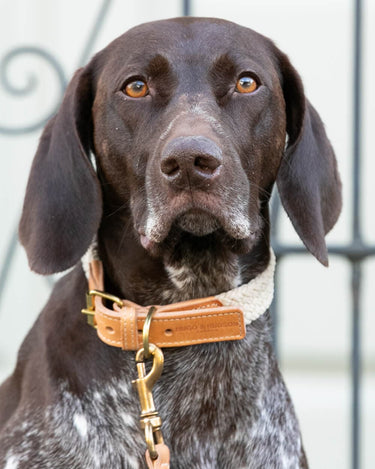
143, 306, 157, 359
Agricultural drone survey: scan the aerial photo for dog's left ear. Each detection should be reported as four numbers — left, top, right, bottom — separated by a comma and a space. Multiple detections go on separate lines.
276, 52, 342, 266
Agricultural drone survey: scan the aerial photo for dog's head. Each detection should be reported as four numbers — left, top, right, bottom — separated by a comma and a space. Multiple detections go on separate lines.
19, 18, 341, 277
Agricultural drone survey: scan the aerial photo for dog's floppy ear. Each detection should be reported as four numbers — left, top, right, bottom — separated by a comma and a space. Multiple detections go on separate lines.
276, 52, 342, 266
19, 67, 102, 274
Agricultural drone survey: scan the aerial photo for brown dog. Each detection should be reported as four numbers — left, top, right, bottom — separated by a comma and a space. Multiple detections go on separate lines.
0, 17, 341, 468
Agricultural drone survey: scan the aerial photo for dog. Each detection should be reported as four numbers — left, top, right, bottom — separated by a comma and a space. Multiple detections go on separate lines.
0, 17, 341, 469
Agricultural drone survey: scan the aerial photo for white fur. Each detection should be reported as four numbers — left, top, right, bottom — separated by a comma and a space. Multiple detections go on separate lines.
4, 455, 19, 469
81, 237, 99, 279
73, 413, 88, 439
165, 265, 193, 290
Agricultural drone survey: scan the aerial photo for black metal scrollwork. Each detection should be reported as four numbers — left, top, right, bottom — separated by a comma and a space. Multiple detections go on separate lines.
0, 47, 67, 134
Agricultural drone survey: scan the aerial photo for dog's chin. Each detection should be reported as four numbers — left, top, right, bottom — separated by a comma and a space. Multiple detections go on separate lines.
176, 210, 220, 236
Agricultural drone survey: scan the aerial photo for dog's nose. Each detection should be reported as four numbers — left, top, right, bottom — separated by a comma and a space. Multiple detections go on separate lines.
160, 136, 223, 189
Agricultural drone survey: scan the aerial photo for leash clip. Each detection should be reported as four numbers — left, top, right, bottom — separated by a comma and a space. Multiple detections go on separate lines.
132, 343, 165, 460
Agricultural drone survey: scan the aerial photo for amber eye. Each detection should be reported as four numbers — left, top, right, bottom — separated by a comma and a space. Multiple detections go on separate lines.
124, 80, 148, 98
236, 76, 258, 94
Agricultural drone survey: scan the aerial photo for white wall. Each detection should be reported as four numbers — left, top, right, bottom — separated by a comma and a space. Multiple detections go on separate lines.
0, 0, 374, 467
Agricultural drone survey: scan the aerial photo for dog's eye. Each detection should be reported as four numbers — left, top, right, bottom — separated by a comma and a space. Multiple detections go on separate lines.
124, 80, 149, 98
236, 76, 258, 94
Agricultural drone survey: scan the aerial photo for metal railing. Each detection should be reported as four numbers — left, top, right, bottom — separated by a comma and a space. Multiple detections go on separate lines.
0, 1, 371, 468
269, 1, 371, 468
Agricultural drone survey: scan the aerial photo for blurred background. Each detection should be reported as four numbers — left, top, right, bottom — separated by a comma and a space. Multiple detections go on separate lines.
0, 0, 373, 468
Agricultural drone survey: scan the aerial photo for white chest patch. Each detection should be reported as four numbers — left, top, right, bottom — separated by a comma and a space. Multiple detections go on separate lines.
73, 413, 88, 439
4, 454, 19, 469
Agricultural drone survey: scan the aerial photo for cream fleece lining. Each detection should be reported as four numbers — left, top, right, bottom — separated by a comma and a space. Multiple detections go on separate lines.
216, 249, 275, 325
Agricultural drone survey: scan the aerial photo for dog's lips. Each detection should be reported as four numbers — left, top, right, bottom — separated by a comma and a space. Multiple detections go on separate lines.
140, 233, 156, 251
140, 209, 216, 252
141, 202, 253, 254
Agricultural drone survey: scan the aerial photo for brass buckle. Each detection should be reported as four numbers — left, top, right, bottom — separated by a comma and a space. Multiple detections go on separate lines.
81, 289, 124, 328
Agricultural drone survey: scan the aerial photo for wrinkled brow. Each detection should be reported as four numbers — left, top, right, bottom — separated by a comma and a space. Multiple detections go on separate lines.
145, 54, 172, 77
209, 54, 236, 81
209, 54, 237, 98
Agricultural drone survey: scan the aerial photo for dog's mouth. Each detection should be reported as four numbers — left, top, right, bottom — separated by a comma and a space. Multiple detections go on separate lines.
139, 208, 219, 252
139, 203, 256, 256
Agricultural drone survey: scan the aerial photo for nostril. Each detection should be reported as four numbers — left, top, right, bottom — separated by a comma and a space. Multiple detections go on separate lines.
161, 157, 180, 177
194, 155, 221, 174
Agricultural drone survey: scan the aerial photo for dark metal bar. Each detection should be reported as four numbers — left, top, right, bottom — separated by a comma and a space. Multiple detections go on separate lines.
351, 261, 362, 469
0, 228, 18, 313
182, 0, 191, 16
272, 243, 375, 262
270, 191, 281, 236
352, 0, 363, 244
77, 0, 113, 67
269, 192, 282, 355
269, 260, 279, 357
351, 0, 363, 467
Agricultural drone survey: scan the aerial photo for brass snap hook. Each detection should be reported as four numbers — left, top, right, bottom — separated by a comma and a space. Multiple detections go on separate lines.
133, 344, 165, 460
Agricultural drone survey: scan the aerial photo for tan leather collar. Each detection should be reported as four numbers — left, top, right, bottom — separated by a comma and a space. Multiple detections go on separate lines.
82, 250, 275, 350
83, 259, 246, 350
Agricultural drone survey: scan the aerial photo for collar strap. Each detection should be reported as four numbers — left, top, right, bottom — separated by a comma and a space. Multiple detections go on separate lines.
82, 250, 275, 350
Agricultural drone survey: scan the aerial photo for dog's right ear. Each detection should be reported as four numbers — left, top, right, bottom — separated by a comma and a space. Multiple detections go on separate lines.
19, 67, 102, 275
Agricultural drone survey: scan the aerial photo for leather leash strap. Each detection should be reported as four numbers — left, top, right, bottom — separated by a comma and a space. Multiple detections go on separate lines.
86, 260, 246, 350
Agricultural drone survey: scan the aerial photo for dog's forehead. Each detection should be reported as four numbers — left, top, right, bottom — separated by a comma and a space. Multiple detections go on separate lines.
99, 18, 276, 78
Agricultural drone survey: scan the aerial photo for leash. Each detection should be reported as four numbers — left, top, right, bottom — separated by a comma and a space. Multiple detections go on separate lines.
81, 250, 275, 467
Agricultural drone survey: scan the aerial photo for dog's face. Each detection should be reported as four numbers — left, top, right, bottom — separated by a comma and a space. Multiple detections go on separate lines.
92, 19, 286, 257
19, 18, 341, 284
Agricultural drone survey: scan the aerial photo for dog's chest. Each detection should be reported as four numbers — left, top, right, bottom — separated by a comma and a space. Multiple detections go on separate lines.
1, 333, 303, 469
5, 371, 252, 468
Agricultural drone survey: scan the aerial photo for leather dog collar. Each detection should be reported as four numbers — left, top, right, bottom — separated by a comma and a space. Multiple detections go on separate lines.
82, 250, 275, 351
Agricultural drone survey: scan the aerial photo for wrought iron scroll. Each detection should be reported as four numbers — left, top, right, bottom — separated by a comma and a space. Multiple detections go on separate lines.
0, 47, 67, 134
0, 0, 113, 136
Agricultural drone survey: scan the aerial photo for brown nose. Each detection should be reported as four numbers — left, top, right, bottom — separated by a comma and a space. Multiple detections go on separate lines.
160, 136, 223, 189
